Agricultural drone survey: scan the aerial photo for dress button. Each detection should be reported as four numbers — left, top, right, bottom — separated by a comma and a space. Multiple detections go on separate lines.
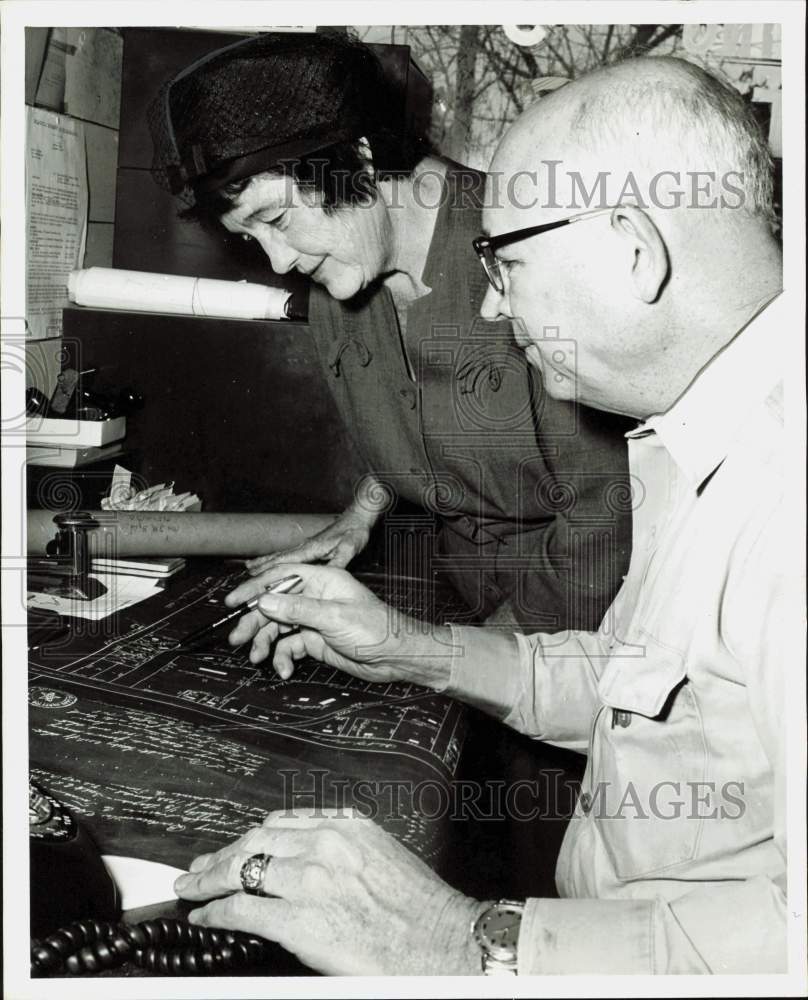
579, 792, 593, 815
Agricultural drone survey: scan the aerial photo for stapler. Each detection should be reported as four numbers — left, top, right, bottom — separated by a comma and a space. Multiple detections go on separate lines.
27, 511, 107, 601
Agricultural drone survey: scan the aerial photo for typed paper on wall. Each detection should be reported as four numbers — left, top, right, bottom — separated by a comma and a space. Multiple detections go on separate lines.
25, 106, 88, 339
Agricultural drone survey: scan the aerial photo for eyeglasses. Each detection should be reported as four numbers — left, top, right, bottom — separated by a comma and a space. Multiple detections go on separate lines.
473, 206, 616, 294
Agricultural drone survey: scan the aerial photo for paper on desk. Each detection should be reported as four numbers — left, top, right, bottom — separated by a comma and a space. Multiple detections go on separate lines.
102, 856, 186, 911
107, 463, 132, 502
27, 572, 161, 620
102, 465, 202, 511
25, 107, 88, 340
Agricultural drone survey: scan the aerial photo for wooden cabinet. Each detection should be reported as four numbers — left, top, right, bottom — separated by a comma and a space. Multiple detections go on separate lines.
61, 306, 363, 514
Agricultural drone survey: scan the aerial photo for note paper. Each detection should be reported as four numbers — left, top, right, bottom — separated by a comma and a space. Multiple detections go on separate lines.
26, 107, 88, 340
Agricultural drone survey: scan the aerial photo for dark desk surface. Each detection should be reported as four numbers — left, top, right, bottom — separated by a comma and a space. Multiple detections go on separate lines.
28, 561, 474, 875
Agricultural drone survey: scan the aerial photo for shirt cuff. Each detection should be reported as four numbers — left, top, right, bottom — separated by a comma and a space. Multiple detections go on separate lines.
518, 897, 657, 974
440, 624, 523, 721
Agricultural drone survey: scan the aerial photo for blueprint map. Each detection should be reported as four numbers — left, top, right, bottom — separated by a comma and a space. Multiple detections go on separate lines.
29, 567, 473, 869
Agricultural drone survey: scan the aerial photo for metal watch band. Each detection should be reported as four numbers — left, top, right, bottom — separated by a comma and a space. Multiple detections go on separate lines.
482, 953, 518, 976
472, 898, 525, 976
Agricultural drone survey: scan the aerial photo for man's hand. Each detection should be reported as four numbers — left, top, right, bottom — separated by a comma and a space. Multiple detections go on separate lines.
246, 489, 385, 577
173, 810, 484, 976
225, 563, 454, 688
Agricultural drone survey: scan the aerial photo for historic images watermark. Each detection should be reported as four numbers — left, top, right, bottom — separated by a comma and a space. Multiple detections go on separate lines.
270, 160, 753, 213
412, 165, 749, 212
279, 768, 746, 823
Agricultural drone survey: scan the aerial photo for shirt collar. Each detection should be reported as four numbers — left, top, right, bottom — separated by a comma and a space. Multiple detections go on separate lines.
627, 293, 785, 489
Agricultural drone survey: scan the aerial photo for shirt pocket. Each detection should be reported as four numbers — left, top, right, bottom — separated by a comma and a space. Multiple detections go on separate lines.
590, 637, 709, 881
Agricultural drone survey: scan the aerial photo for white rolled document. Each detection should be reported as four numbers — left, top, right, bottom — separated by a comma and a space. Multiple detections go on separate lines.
68, 267, 291, 321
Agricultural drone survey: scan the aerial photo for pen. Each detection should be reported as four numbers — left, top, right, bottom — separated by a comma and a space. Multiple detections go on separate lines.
178, 574, 303, 648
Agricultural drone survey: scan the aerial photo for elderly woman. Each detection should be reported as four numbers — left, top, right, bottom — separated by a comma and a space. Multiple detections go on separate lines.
149, 30, 631, 632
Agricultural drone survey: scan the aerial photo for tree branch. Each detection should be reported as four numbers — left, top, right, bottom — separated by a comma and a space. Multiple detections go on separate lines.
611, 24, 682, 62
602, 24, 615, 62
446, 24, 479, 162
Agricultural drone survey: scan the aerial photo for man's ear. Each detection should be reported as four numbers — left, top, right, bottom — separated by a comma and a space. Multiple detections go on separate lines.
610, 205, 669, 303
357, 136, 375, 179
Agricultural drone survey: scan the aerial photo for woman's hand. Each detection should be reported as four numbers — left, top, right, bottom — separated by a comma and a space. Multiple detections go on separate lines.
174, 809, 483, 976
245, 498, 381, 577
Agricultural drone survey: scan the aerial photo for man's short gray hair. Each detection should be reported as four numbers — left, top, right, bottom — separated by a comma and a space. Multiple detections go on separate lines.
570, 56, 775, 222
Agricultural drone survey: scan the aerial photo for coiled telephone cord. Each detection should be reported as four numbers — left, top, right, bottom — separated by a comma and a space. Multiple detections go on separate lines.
31, 916, 269, 977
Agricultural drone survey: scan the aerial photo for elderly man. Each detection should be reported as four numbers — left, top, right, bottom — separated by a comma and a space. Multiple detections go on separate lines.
174, 56, 789, 975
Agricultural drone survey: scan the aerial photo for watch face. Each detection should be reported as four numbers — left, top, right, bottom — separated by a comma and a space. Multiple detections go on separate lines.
479, 904, 522, 959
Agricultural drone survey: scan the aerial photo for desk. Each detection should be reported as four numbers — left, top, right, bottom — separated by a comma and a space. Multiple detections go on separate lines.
28, 562, 473, 877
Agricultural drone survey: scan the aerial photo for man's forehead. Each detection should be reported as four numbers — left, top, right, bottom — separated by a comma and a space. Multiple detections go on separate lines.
482, 157, 556, 234
482, 90, 585, 233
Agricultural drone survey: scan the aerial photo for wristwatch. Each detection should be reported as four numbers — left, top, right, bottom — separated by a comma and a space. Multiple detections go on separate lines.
471, 899, 525, 975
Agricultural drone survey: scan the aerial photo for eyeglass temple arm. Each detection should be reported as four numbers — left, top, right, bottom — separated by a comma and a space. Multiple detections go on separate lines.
476, 206, 618, 253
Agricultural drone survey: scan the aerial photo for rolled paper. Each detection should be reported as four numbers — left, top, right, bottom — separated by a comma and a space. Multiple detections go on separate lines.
67, 267, 291, 321
27, 510, 338, 557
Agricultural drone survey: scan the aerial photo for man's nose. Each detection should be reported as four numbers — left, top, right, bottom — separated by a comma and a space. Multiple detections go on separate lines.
255, 230, 298, 275
480, 282, 512, 320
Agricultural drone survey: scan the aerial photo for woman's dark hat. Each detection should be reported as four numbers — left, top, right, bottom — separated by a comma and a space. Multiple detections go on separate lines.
148, 31, 390, 202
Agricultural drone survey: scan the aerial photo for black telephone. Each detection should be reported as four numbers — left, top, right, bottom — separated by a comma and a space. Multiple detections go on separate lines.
29, 781, 270, 977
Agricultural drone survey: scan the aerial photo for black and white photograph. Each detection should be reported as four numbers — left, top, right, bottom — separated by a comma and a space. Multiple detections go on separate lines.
1, 2, 805, 997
